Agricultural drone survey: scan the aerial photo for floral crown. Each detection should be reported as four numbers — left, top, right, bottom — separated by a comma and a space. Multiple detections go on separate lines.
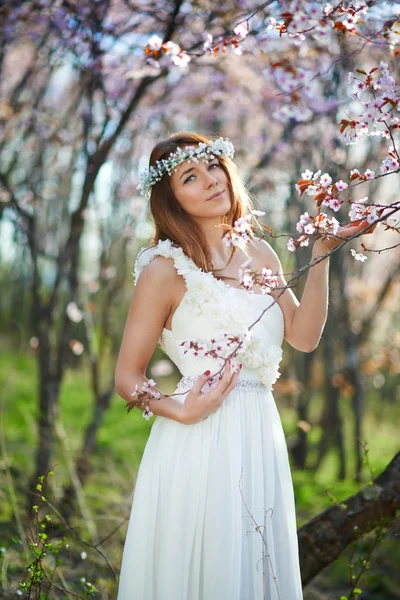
136, 136, 235, 198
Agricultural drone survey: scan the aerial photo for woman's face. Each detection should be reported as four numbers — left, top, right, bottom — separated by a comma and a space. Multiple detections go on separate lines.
169, 154, 231, 220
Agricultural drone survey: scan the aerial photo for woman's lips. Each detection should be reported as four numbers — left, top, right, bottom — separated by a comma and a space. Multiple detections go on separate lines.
207, 190, 224, 200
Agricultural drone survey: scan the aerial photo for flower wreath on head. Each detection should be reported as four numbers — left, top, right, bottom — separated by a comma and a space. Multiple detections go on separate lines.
136, 137, 235, 198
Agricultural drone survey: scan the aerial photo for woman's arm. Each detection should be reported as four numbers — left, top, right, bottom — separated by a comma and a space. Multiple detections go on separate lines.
115, 256, 186, 422
253, 220, 373, 353
252, 238, 323, 352
115, 254, 241, 423
255, 220, 375, 352
282, 240, 330, 352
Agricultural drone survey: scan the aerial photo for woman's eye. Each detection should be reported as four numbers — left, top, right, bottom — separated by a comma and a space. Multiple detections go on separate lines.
183, 162, 219, 184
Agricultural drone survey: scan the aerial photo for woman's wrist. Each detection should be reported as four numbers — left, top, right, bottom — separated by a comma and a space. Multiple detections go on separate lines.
312, 239, 332, 260
147, 395, 185, 423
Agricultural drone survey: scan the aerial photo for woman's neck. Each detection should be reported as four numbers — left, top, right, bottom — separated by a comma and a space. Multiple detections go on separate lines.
197, 217, 233, 268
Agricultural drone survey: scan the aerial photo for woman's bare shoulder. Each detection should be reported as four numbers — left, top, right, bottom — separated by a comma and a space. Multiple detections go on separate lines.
249, 236, 282, 271
135, 254, 181, 289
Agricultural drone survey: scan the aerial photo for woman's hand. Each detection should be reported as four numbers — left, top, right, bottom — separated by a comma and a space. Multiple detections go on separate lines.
179, 361, 241, 425
313, 217, 378, 255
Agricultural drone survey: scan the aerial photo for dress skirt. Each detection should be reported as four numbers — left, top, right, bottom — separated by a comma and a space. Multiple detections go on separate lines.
117, 384, 303, 600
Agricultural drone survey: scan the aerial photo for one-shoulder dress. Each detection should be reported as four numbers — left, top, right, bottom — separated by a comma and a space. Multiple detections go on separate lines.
117, 238, 303, 600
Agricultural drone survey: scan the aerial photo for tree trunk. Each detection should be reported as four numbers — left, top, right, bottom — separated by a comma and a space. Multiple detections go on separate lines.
299, 451, 400, 586
28, 335, 61, 510
291, 350, 314, 469
57, 388, 114, 522
316, 299, 346, 479
339, 252, 364, 482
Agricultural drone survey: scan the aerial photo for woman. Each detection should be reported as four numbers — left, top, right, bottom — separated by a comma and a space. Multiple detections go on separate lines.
115, 132, 369, 599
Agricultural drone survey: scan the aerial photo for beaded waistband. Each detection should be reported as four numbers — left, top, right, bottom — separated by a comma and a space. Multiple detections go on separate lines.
176, 375, 272, 393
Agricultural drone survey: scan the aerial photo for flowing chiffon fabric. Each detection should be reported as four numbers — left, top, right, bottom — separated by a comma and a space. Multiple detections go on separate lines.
117, 239, 303, 600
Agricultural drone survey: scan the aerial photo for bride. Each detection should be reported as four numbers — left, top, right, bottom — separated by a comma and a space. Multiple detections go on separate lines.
115, 131, 371, 599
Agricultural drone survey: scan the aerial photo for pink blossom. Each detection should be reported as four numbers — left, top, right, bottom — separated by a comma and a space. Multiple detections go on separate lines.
147, 35, 162, 51
305, 185, 318, 196
203, 34, 213, 51
349, 198, 368, 221
130, 384, 140, 396
233, 23, 248, 38
326, 216, 339, 235
360, 105, 378, 125
335, 180, 348, 191
143, 379, 156, 391
301, 169, 313, 181
366, 209, 379, 224
163, 41, 180, 55
380, 148, 399, 174
304, 222, 316, 234
287, 238, 296, 252
171, 53, 191, 67
260, 268, 278, 292
328, 198, 342, 212
342, 16, 357, 31
299, 235, 309, 247
320, 173, 332, 187
296, 212, 312, 233
143, 407, 154, 420
363, 169, 375, 180
379, 61, 389, 76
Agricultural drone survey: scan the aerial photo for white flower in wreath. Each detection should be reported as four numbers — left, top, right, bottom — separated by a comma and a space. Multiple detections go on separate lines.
258, 345, 283, 386
237, 335, 265, 369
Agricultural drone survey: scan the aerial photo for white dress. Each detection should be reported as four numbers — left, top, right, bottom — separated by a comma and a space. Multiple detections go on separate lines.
117, 239, 303, 600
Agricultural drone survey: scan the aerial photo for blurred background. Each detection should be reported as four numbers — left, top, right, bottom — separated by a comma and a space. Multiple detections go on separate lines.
0, 1, 399, 598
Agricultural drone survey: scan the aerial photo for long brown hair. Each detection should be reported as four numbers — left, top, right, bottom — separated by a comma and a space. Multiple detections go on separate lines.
144, 131, 257, 279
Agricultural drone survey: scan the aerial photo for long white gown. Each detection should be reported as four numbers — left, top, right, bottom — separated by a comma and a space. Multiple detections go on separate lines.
117, 238, 303, 600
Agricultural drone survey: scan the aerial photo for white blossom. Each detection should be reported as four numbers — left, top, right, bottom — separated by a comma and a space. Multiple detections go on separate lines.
233, 23, 248, 38
351, 249, 367, 262
320, 173, 332, 187
147, 35, 162, 51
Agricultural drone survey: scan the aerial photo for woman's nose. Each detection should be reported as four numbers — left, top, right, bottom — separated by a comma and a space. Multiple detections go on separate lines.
204, 170, 218, 186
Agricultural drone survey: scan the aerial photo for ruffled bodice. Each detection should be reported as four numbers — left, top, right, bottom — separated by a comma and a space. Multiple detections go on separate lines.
133, 239, 285, 388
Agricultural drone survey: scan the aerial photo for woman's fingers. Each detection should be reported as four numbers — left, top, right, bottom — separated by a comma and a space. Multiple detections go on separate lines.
220, 364, 241, 399
191, 369, 212, 395
208, 361, 241, 402
213, 361, 236, 395
342, 218, 377, 234
327, 220, 377, 245
348, 218, 378, 235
